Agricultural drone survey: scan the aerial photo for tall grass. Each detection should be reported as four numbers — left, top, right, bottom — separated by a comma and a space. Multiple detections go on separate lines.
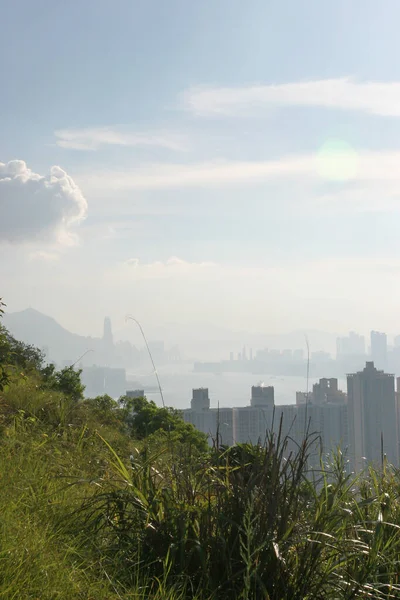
0, 380, 196, 599
74, 419, 400, 599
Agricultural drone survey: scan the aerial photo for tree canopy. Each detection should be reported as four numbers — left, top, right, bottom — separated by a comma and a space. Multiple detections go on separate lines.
121, 395, 208, 452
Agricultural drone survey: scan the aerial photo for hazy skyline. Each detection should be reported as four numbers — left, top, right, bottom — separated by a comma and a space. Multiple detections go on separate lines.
3, 1, 400, 337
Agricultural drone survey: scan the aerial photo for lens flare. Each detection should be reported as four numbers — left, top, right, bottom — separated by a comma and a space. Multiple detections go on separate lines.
316, 139, 358, 182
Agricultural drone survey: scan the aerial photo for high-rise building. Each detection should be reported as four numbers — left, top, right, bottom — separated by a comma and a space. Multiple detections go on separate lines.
234, 405, 274, 444
370, 331, 388, 370
312, 378, 346, 405
185, 384, 348, 463
347, 361, 397, 471
296, 379, 346, 406
103, 317, 113, 347
183, 397, 234, 446
296, 391, 308, 405
250, 385, 274, 408
81, 365, 126, 398
102, 316, 114, 366
191, 388, 210, 411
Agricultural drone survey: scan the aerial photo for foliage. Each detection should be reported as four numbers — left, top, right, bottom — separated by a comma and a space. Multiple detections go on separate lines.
41, 362, 85, 401
0, 298, 10, 391
0, 297, 45, 391
122, 395, 208, 453
0, 303, 44, 377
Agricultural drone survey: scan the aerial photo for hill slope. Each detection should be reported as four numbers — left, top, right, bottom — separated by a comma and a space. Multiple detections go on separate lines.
3, 308, 99, 365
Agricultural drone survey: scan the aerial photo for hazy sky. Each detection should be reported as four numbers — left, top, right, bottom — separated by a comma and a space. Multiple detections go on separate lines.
2, 0, 400, 337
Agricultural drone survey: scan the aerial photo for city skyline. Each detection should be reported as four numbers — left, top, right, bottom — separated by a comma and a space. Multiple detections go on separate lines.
6, 305, 400, 364
185, 362, 400, 472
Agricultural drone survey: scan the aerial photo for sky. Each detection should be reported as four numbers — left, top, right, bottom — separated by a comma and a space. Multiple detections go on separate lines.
2, 0, 400, 339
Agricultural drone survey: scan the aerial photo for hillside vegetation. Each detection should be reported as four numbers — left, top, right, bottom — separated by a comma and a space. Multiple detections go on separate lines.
2, 300, 400, 599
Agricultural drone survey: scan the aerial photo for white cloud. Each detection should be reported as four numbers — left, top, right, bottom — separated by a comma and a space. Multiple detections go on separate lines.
184, 78, 400, 117
78, 155, 316, 192
121, 256, 216, 279
55, 127, 187, 151
78, 149, 400, 207
0, 160, 87, 244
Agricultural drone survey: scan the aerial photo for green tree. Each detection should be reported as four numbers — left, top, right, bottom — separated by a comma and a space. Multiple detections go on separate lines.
86, 394, 118, 412
0, 299, 45, 388
121, 395, 208, 452
41, 363, 85, 401
0, 299, 10, 392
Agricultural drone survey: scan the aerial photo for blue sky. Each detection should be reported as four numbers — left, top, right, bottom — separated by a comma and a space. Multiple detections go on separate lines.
2, 0, 400, 338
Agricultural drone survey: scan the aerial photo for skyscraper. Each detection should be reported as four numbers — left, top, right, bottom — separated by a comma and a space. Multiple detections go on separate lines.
370, 331, 387, 370
103, 317, 113, 347
191, 388, 210, 411
102, 316, 114, 366
347, 362, 397, 471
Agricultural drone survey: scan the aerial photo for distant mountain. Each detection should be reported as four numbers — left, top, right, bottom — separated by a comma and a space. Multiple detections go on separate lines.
3, 308, 100, 366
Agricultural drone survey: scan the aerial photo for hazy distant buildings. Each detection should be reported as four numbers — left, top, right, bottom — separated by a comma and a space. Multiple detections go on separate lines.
81, 366, 126, 398
370, 331, 388, 370
102, 317, 114, 366
335, 332, 367, 374
337, 332, 365, 358
115, 340, 140, 369
347, 361, 397, 471
293, 349, 304, 361
126, 389, 145, 399
311, 351, 331, 363
147, 341, 165, 365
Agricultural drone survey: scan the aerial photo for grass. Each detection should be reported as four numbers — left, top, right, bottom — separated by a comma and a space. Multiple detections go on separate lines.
1, 377, 400, 598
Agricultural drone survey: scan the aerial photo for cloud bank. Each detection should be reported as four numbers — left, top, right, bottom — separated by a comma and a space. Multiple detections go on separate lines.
184, 78, 400, 117
0, 160, 87, 244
